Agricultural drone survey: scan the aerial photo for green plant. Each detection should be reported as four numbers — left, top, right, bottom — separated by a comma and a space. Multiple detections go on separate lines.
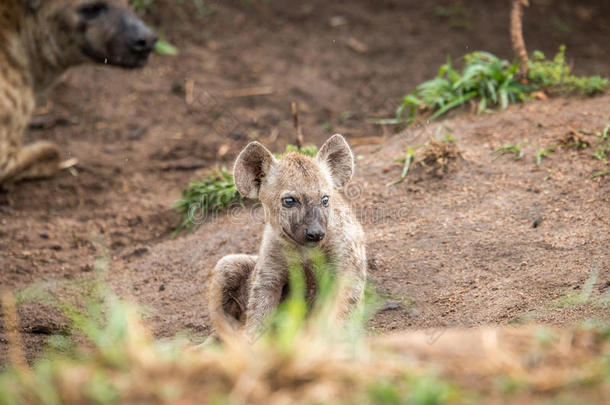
172, 167, 243, 234
601, 124, 609, 140
2, 259, 609, 404
387, 147, 415, 186
536, 145, 558, 166
593, 144, 610, 161
528, 46, 608, 95
396, 52, 529, 123
492, 144, 524, 161
592, 124, 610, 162
395, 46, 608, 125
276, 144, 318, 158
434, 4, 472, 30
591, 169, 610, 179
154, 40, 178, 56
130, 0, 155, 11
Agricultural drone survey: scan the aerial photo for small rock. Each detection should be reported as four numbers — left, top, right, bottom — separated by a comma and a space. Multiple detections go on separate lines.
532, 216, 543, 228
329, 15, 347, 27
159, 284, 165, 292
379, 301, 402, 312
122, 247, 149, 259
127, 127, 147, 140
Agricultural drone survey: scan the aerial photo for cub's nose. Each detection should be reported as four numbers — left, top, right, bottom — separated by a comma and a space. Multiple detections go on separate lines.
126, 17, 157, 54
305, 227, 325, 243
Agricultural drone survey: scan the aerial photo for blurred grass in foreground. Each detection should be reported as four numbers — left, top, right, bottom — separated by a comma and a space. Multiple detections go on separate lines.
1, 254, 609, 404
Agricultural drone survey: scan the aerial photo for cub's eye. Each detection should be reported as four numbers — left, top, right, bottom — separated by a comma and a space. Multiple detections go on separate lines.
79, 2, 108, 20
282, 197, 298, 208
321, 195, 329, 206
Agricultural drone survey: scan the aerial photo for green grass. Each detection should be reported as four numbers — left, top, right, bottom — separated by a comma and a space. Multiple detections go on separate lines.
173, 144, 317, 234
1, 250, 609, 404
0, 254, 464, 405
536, 145, 558, 166
154, 40, 178, 56
387, 147, 415, 186
394, 46, 608, 125
592, 124, 610, 163
491, 144, 524, 161
591, 169, 610, 179
172, 167, 243, 234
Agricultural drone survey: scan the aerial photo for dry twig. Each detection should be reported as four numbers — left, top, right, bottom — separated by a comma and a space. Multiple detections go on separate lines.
511, 0, 530, 76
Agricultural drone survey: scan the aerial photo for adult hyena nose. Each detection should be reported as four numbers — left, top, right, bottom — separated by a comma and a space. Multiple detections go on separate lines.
305, 226, 325, 242
126, 16, 157, 54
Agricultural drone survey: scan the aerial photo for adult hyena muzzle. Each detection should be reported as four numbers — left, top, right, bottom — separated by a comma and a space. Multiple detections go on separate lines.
78, 2, 157, 68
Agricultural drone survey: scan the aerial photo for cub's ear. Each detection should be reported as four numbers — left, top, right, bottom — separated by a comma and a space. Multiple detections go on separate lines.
233, 142, 276, 199
316, 134, 354, 188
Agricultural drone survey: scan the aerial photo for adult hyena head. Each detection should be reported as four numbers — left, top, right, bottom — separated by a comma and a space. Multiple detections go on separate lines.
22, 0, 157, 69
233, 135, 355, 247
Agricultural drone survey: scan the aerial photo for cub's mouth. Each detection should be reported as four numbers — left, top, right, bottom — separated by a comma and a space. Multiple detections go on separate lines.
281, 227, 323, 248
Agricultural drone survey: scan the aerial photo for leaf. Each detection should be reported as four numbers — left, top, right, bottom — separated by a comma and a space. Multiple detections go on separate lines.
155, 40, 179, 56
387, 147, 415, 186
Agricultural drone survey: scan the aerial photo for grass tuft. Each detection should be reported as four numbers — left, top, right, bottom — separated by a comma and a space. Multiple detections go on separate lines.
492, 144, 524, 161
536, 145, 558, 166
388, 128, 460, 186
1, 264, 608, 404
172, 167, 242, 234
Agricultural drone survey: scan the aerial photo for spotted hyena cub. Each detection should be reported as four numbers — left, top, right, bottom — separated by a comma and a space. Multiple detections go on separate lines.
0, 0, 156, 184
208, 134, 367, 338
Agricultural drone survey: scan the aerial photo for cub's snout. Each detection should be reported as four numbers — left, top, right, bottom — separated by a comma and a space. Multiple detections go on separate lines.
305, 226, 325, 243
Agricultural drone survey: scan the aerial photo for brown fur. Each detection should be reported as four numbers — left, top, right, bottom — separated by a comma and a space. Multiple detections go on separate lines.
208, 134, 367, 340
0, 0, 156, 184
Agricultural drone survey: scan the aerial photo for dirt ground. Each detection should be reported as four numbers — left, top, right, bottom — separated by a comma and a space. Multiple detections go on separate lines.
1, 0, 609, 363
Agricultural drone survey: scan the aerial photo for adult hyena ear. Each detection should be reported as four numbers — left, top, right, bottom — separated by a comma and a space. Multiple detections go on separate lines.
316, 134, 354, 188
233, 142, 277, 199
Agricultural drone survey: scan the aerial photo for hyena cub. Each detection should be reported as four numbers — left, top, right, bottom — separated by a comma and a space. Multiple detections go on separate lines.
0, 0, 156, 184
208, 134, 367, 338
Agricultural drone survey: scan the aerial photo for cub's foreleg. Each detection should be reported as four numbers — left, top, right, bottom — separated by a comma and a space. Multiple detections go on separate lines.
207, 254, 257, 337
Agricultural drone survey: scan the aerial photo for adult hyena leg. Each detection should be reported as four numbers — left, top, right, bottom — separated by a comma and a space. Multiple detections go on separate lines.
208, 254, 257, 335
0, 141, 61, 184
